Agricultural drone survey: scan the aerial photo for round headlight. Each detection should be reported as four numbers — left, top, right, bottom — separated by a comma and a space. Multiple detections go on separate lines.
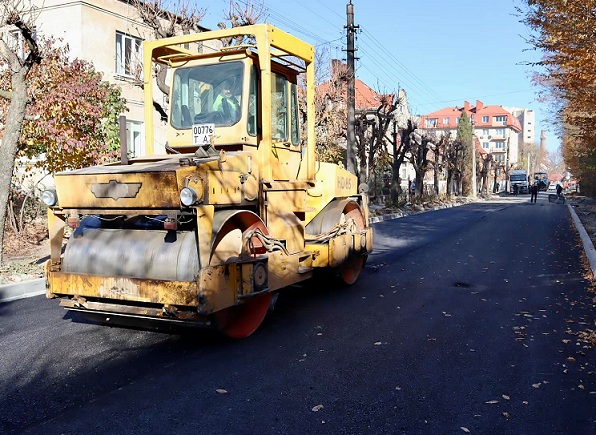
180, 187, 198, 206
41, 189, 58, 206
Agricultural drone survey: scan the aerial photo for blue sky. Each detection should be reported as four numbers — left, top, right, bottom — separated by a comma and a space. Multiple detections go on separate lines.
203, 0, 555, 151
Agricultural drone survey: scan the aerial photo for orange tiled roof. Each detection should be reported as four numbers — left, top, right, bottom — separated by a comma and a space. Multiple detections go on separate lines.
420, 100, 522, 132
317, 60, 393, 111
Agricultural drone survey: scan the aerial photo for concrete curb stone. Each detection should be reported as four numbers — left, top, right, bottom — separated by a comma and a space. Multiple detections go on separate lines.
568, 203, 596, 277
0, 278, 45, 303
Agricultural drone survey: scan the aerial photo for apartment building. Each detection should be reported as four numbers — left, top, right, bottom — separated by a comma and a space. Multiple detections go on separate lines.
504, 106, 536, 147
418, 100, 522, 165
25, 0, 209, 157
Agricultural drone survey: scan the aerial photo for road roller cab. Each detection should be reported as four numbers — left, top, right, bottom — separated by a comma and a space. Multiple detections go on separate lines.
44, 24, 373, 338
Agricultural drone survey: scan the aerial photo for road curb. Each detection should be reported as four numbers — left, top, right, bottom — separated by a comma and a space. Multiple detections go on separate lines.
0, 278, 45, 303
568, 203, 596, 276
369, 201, 464, 224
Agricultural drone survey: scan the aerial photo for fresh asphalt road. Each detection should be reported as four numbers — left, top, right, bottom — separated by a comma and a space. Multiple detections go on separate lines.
0, 193, 594, 434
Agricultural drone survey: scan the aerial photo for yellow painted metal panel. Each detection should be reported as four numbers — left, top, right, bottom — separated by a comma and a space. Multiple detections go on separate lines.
48, 272, 199, 306
47, 208, 65, 264
305, 163, 359, 225
54, 172, 181, 209
267, 251, 311, 291
197, 264, 239, 314
265, 190, 306, 254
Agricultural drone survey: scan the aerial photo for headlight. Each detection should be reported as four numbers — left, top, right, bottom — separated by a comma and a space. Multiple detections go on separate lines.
180, 187, 198, 206
41, 189, 58, 206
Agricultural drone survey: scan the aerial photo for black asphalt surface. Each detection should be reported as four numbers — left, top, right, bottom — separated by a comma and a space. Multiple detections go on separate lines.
0, 194, 594, 434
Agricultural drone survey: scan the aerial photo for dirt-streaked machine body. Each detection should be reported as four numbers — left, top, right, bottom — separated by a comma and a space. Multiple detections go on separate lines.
44, 24, 372, 337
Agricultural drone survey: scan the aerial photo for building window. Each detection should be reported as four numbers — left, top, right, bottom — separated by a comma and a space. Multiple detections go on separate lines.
482, 142, 489, 149
443, 117, 449, 124
126, 120, 144, 157
425, 118, 438, 128
482, 129, 489, 136
495, 141, 504, 149
494, 115, 507, 125
4, 27, 36, 60
482, 116, 489, 123
8, 29, 24, 58
116, 32, 143, 77
495, 129, 505, 137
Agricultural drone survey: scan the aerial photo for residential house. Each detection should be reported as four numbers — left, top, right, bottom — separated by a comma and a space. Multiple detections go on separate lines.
11, 0, 210, 157
418, 100, 522, 166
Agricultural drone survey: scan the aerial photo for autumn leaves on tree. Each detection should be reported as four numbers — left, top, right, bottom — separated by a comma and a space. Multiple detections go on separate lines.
520, 0, 596, 193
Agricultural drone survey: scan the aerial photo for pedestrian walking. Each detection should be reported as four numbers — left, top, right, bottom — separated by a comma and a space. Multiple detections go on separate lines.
530, 183, 538, 203
556, 183, 563, 198
513, 184, 519, 196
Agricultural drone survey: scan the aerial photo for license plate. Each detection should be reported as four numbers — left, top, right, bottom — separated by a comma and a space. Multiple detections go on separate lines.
192, 124, 215, 146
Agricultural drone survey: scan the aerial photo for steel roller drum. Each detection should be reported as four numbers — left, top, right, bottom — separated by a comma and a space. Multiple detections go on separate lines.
62, 228, 200, 282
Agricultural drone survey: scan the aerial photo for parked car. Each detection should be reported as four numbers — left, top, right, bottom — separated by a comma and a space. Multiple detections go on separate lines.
547, 183, 558, 192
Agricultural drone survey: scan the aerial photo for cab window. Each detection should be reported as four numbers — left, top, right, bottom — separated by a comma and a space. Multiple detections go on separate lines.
171, 61, 244, 129
290, 83, 300, 145
248, 65, 258, 136
271, 73, 288, 140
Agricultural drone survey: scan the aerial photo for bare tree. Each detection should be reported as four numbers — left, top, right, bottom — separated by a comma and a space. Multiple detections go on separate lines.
131, 0, 206, 98
445, 137, 466, 196
353, 92, 403, 196
132, 0, 262, 117
478, 152, 493, 195
428, 133, 449, 195
217, 0, 265, 47
389, 119, 415, 204
492, 160, 505, 193
0, 1, 41, 264
408, 129, 433, 196
307, 56, 347, 165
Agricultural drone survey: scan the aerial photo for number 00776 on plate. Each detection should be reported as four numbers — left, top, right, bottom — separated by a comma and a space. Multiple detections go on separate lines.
192, 124, 215, 146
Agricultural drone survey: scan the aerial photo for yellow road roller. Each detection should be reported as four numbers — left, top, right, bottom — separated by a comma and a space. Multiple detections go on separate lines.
43, 24, 373, 337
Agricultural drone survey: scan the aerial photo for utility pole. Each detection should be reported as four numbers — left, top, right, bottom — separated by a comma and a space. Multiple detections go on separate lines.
471, 119, 477, 198
505, 134, 511, 193
345, 1, 358, 175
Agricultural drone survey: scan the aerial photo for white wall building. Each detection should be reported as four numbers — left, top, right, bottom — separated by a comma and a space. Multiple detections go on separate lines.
503, 106, 536, 147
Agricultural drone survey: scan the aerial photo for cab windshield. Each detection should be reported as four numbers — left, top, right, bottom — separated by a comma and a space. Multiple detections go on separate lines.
170, 62, 245, 129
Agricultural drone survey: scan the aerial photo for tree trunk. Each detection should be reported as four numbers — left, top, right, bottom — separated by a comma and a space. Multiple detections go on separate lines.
0, 71, 29, 264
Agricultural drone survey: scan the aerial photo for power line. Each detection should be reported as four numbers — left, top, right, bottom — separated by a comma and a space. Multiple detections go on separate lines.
232, 0, 448, 115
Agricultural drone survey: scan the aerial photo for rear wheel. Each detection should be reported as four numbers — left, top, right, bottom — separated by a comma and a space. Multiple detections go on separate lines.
337, 202, 366, 285
210, 211, 271, 338
339, 255, 366, 285
214, 293, 272, 339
